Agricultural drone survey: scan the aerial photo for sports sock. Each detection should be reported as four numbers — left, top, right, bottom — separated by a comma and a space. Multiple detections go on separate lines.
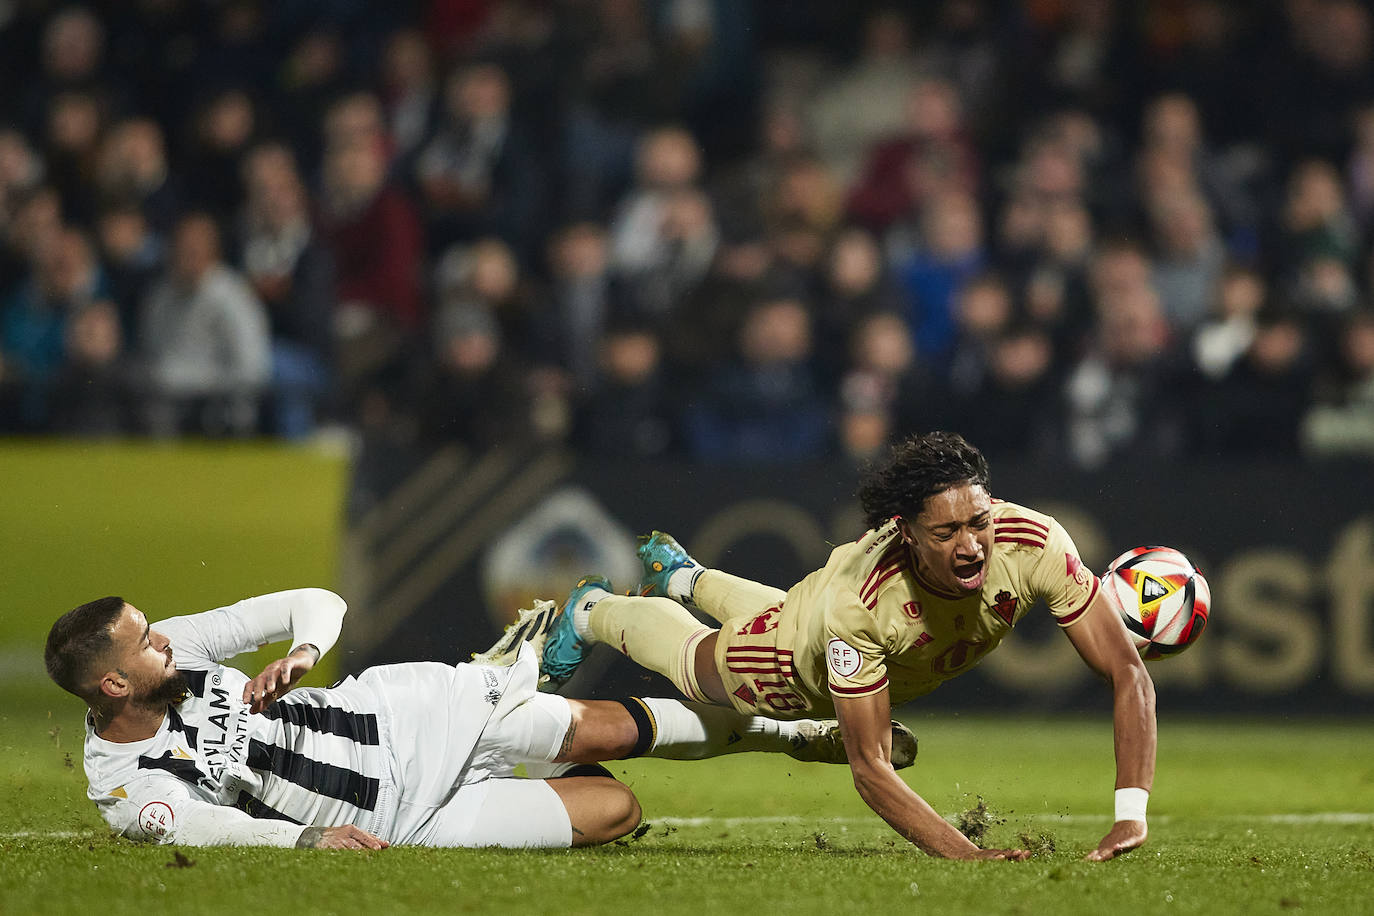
690, 569, 789, 625
667, 564, 703, 605
588, 594, 715, 702
620, 697, 800, 760
570, 588, 609, 643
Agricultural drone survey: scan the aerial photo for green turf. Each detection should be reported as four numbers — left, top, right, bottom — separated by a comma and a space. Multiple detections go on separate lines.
3, 707, 1370, 916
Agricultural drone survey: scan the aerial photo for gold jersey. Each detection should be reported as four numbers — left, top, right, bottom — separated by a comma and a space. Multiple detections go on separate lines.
713, 500, 1099, 715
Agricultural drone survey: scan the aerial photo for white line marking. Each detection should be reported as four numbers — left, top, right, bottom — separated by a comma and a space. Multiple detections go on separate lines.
3, 813, 1370, 841
654, 813, 1374, 828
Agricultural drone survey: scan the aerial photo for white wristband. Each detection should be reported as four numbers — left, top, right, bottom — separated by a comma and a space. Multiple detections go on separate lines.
1115, 787, 1149, 823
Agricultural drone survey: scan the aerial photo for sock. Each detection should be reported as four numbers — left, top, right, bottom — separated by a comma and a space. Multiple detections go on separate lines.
570, 588, 608, 643
588, 594, 715, 702
667, 564, 703, 605
690, 569, 789, 625
627, 697, 801, 760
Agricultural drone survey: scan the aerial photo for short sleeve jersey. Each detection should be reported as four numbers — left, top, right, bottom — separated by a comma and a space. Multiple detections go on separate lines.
778, 500, 1099, 708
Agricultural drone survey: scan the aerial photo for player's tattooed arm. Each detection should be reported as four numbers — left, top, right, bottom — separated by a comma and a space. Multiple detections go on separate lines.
296, 825, 389, 850
296, 827, 325, 848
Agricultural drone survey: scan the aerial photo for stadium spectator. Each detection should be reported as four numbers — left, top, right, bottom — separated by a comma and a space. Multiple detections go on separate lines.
539, 222, 614, 392
416, 303, 534, 450
0, 225, 107, 428
94, 118, 182, 237
942, 271, 1013, 400
846, 78, 979, 236
183, 90, 260, 227
837, 310, 925, 460
413, 61, 544, 257
319, 134, 424, 402
814, 227, 904, 388
48, 298, 136, 436
94, 203, 163, 339
1303, 308, 1374, 457
1195, 307, 1313, 458
238, 143, 335, 439
808, 7, 928, 185
1147, 190, 1226, 331
895, 188, 987, 359
1064, 274, 1183, 469
951, 322, 1063, 461
608, 126, 716, 318
681, 295, 829, 462
1191, 262, 1265, 381
379, 28, 440, 161
138, 212, 270, 437
40, 90, 103, 226
575, 317, 673, 457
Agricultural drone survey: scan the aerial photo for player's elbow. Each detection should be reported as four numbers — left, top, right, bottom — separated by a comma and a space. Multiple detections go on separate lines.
303, 588, 347, 615
848, 755, 895, 800
1115, 659, 1156, 712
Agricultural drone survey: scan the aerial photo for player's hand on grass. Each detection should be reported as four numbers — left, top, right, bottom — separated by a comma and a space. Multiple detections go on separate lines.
243, 644, 318, 713
1086, 819, 1147, 861
296, 825, 389, 850
965, 847, 1031, 861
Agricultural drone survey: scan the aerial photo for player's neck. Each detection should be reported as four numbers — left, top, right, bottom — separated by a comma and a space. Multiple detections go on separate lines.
92, 702, 166, 743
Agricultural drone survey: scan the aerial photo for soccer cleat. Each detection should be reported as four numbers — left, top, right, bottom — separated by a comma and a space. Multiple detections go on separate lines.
785, 719, 918, 770
471, 599, 559, 667
540, 575, 613, 688
636, 530, 701, 600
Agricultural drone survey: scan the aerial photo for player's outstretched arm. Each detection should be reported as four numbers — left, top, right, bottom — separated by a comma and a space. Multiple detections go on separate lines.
833, 689, 1029, 861
296, 825, 389, 850
1062, 590, 1157, 862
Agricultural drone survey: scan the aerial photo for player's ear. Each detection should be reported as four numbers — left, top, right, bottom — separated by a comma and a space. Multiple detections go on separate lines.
97, 668, 130, 700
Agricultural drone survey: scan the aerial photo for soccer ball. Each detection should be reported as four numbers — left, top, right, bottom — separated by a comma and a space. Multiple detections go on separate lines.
1101, 546, 1210, 661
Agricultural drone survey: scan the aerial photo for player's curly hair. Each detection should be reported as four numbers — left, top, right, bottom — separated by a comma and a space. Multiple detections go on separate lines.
858, 431, 991, 530
45, 596, 126, 701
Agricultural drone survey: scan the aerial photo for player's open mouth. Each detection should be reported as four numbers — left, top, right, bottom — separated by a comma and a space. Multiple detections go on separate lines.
953, 559, 986, 589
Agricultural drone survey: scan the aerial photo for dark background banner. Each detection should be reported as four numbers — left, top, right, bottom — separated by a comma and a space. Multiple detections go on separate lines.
345, 446, 1374, 715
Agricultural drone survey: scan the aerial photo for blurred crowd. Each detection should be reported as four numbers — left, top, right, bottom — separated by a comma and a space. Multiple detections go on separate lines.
3, 0, 1374, 466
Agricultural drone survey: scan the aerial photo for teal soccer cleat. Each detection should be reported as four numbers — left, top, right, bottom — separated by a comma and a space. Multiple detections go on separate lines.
636, 531, 701, 599
541, 575, 613, 689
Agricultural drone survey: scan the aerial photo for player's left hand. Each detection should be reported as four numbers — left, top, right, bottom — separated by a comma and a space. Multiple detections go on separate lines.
243, 647, 317, 713
1085, 819, 1147, 861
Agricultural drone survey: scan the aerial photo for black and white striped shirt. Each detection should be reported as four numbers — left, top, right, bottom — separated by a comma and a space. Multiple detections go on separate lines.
83, 592, 393, 846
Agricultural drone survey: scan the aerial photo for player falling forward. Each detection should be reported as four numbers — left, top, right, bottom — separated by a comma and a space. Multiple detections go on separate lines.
542, 431, 1157, 861
44, 589, 912, 849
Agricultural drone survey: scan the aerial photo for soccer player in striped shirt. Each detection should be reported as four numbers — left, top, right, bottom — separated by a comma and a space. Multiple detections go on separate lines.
542, 430, 1157, 862
44, 589, 885, 849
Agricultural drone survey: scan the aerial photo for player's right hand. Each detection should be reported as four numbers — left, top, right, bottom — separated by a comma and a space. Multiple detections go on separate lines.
965, 847, 1031, 861
300, 825, 389, 850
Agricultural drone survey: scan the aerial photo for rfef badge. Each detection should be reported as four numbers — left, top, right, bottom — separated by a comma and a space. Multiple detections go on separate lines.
826, 638, 862, 678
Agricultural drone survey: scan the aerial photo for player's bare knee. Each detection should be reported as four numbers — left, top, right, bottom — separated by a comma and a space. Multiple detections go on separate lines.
585, 780, 640, 843
607, 781, 642, 838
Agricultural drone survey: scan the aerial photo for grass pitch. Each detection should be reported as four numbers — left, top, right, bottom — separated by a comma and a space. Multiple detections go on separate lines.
2, 706, 1371, 916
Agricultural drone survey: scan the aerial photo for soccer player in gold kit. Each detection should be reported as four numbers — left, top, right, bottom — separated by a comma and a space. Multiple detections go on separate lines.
542, 431, 1156, 861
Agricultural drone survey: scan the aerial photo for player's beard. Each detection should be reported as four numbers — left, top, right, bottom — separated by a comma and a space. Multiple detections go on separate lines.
138, 670, 191, 709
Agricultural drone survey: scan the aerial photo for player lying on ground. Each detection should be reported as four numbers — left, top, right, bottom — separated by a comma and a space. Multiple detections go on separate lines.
541, 430, 1157, 861
44, 589, 915, 849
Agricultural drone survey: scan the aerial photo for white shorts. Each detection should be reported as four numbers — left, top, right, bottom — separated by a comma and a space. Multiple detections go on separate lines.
364, 646, 576, 847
